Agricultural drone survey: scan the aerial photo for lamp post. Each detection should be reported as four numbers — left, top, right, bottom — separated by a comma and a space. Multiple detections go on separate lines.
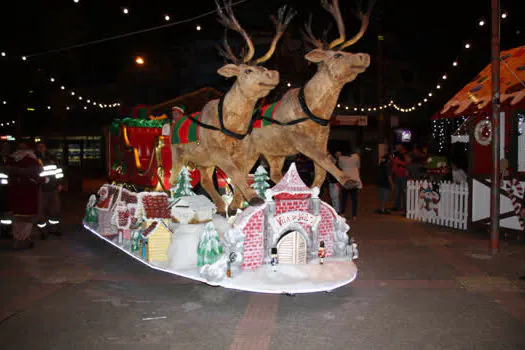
489, 0, 501, 253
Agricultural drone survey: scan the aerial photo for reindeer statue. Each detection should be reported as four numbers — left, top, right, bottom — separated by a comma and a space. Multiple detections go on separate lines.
228, 0, 373, 210
169, 0, 295, 214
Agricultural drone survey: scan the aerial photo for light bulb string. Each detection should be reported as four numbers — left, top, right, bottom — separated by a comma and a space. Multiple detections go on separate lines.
23, 0, 252, 59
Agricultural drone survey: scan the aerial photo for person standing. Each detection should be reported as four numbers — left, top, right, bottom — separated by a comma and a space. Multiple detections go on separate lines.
376, 153, 394, 214
7, 143, 43, 249
328, 152, 342, 214
451, 161, 467, 184
0, 143, 12, 238
392, 145, 408, 212
36, 143, 62, 238
405, 154, 421, 180
338, 147, 362, 222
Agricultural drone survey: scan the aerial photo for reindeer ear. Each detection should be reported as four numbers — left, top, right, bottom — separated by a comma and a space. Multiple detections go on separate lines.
218, 64, 241, 78
305, 49, 329, 63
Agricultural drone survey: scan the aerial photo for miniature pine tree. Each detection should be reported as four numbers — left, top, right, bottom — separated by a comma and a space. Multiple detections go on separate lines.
251, 165, 270, 200
171, 167, 195, 198
197, 222, 223, 266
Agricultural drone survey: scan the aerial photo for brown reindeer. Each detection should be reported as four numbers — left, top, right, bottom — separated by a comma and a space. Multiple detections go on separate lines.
229, 0, 373, 209
169, 0, 295, 214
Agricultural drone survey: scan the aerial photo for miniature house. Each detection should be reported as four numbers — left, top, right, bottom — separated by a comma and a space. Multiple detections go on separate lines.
138, 192, 171, 222
232, 163, 350, 270
140, 220, 172, 263
170, 195, 216, 224
96, 185, 124, 236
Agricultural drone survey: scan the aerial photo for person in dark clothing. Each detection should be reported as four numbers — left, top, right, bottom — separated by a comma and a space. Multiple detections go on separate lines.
376, 153, 394, 214
327, 152, 341, 213
0, 142, 12, 238
35, 143, 62, 238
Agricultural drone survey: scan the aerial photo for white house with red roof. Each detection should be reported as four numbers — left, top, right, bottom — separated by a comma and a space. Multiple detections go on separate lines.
233, 163, 350, 270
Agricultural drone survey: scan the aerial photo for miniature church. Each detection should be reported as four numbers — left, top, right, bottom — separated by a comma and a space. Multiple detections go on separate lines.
233, 163, 350, 270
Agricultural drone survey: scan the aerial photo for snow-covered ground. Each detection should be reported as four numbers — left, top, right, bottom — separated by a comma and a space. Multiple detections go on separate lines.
84, 222, 357, 294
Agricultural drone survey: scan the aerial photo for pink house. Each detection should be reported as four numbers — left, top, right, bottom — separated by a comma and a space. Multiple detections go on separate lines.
233, 164, 350, 270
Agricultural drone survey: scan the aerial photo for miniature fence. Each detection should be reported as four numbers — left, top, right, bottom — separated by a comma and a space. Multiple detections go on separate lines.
406, 180, 469, 230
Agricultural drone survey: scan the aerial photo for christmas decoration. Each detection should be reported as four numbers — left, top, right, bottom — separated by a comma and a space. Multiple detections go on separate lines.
84, 194, 98, 225
251, 166, 270, 200
474, 119, 492, 146
84, 173, 359, 293
270, 247, 278, 272
171, 167, 195, 198
227, 0, 372, 209
504, 178, 524, 229
318, 241, 326, 264
168, 2, 294, 214
170, 195, 216, 224
197, 222, 223, 267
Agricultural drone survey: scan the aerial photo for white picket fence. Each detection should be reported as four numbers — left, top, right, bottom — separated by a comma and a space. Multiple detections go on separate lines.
406, 180, 469, 230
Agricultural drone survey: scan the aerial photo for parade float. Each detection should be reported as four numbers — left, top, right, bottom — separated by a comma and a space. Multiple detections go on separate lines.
84, 164, 358, 294
84, 0, 363, 293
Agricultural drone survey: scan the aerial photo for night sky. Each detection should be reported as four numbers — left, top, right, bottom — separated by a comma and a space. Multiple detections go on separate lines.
0, 0, 524, 133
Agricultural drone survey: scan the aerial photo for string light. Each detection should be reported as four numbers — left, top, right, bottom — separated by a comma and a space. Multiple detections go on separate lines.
2, 5, 515, 118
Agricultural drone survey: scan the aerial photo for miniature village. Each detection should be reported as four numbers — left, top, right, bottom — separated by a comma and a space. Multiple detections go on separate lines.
84, 164, 359, 294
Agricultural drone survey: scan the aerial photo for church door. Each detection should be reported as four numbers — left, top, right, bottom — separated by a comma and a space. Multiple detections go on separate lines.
276, 231, 307, 264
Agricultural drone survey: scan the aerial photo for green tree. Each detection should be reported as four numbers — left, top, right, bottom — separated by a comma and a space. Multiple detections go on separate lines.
197, 222, 223, 266
251, 166, 270, 200
171, 167, 195, 198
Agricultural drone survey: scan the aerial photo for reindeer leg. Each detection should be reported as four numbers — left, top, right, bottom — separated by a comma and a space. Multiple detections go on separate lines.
266, 156, 285, 184
312, 163, 327, 189
218, 158, 263, 207
293, 137, 353, 187
200, 166, 227, 215
230, 148, 260, 211
169, 146, 184, 186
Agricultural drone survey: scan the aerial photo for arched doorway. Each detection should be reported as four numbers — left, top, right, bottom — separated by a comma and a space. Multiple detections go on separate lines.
276, 231, 307, 264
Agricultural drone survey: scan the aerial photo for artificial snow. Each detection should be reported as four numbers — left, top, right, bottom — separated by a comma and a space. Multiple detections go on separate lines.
168, 216, 231, 270
84, 220, 357, 294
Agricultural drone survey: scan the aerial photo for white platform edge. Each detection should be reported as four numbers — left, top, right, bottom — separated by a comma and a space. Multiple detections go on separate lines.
83, 222, 358, 294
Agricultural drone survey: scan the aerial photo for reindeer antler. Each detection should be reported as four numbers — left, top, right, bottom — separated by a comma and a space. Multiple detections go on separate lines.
217, 30, 240, 64
302, 14, 325, 50
255, 6, 296, 64
321, 0, 346, 49
215, 0, 255, 63
338, 0, 375, 49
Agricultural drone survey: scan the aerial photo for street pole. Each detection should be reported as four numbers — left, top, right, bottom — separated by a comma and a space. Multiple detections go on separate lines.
489, 0, 501, 253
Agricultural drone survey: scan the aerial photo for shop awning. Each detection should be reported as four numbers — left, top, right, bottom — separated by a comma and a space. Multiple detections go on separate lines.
432, 45, 525, 120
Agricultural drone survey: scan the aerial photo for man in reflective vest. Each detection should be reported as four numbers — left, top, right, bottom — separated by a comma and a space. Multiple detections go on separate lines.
36, 143, 63, 238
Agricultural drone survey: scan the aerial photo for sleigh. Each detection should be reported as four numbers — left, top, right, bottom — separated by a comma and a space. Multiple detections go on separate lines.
106, 106, 230, 192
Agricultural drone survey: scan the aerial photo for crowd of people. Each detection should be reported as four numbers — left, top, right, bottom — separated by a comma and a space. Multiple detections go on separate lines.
322, 143, 468, 219
0, 142, 62, 250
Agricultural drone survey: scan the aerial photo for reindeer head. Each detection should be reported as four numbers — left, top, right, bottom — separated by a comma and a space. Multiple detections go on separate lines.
215, 0, 295, 99
303, 0, 373, 85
